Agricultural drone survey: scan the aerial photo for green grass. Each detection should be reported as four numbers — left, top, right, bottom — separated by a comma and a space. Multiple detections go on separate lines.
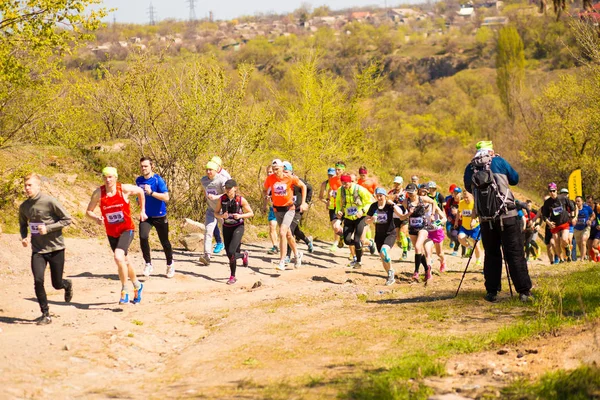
502, 365, 600, 400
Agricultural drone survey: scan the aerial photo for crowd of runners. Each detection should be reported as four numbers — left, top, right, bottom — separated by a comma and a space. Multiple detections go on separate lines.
18, 150, 600, 324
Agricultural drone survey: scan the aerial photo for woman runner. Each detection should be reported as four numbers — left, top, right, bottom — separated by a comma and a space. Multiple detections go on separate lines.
215, 179, 254, 285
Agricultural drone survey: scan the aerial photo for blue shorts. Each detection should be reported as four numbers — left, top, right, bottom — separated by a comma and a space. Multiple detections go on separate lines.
459, 225, 481, 240
268, 207, 276, 222
569, 225, 574, 233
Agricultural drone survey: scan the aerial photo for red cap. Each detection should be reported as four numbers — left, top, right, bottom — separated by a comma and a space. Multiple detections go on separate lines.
449, 184, 457, 193
358, 168, 367, 175
341, 174, 352, 183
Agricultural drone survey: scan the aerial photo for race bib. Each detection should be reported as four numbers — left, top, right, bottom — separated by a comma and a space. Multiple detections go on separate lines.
206, 188, 218, 196
552, 206, 563, 216
462, 209, 472, 217
347, 206, 358, 216
330, 190, 337, 198
224, 218, 240, 224
376, 213, 388, 224
409, 217, 424, 227
29, 222, 44, 236
106, 211, 125, 224
273, 183, 287, 196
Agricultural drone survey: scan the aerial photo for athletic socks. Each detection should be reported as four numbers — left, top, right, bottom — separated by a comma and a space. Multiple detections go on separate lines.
414, 253, 421, 273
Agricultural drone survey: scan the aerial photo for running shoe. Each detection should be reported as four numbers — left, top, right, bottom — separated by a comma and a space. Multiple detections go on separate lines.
347, 260, 357, 268
329, 243, 338, 252
440, 262, 446, 273
294, 251, 303, 268
132, 283, 144, 304
36, 313, 52, 325
143, 263, 153, 277
451, 251, 458, 257
276, 262, 286, 271
348, 253, 355, 261
385, 269, 395, 286
425, 267, 432, 282
307, 237, 314, 253
198, 254, 211, 266
64, 279, 73, 303
284, 256, 291, 265
465, 247, 473, 258
119, 291, 129, 305
412, 272, 419, 282
369, 239, 376, 255
226, 276, 237, 285
166, 263, 175, 278
402, 251, 408, 260
242, 251, 249, 267
213, 242, 224, 254
475, 259, 482, 267
338, 237, 345, 248
381, 247, 391, 263
351, 262, 362, 269
267, 246, 279, 255
449, 242, 455, 249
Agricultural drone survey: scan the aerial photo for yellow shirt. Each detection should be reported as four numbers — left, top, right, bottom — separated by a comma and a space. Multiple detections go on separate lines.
458, 199, 479, 229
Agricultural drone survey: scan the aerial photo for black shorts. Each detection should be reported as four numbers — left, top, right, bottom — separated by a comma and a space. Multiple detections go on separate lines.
544, 225, 552, 245
290, 211, 302, 232
394, 218, 407, 228
329, 209, 337, 222
108, 230, 134, 254
375, 232, 396, 252
409, 227, 425, 236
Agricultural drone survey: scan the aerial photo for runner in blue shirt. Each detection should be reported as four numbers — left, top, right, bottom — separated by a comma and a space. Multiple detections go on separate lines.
574, 196, 593, 261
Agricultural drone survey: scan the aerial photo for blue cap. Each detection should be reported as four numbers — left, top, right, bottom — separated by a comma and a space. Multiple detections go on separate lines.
327, 167, 335, 175
454, 187, 462, 193
375, 187, 387, 195
283, 161, 292, 172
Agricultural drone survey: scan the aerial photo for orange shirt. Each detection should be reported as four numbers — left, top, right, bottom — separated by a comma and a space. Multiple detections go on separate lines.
358, 177, 377, 195
264, 174, 300, 207
329, 175, 341, 192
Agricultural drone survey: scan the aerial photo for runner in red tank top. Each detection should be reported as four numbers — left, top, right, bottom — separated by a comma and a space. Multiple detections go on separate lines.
86, 167, 148, 305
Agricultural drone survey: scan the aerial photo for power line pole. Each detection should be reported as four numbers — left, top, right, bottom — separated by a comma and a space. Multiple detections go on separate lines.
187, 0, 197, 22
148, 3, 156, 26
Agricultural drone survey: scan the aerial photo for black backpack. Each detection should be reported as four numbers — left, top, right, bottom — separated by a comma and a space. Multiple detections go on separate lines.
470, 153, 510, 222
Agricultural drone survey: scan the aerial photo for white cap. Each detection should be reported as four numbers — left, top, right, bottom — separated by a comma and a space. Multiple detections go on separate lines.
271, 159, 283, 167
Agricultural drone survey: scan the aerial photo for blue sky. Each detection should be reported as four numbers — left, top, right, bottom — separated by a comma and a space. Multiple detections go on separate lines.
99, 0, 419, 24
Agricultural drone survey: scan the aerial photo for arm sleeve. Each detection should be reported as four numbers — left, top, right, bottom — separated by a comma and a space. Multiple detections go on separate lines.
157, 176, 169, 193
45, 198, 72, 233
19, 205, 28, 239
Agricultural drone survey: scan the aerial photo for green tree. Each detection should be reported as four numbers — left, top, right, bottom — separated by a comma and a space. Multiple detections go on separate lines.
496, 26, 525, 121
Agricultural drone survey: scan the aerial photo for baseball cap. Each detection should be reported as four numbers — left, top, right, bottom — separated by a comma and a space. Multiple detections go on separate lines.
224, 179, 237, 188
272, 159, 284, 167
375, 187, 387, 195
211, 156, 223, 167
548, 182, 557, 190
405, 183, 418, 193
102, 166, 118, 177
341, 174, 352, 183
453, 187, 462, 193
428, 181, 437, 189
283, 161, 293, 172
359, 168, 367, 175
449, 184, 457, 193
559, 188, 569, 194
411, 175, 418, 181
393, 176, 403, 184
476, 140, 493, 150
206, 161, 219, 171
327, 167, 335, 175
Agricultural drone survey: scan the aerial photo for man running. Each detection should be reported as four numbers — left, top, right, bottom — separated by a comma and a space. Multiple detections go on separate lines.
327, 162, 346, 251
573, 195, 593, 261
86, 167, 147, 305
456, 191, 482, 267
20, 173, 73, 325
264, 164, 280, 255
198, 161, 228, 266
335, 173, 374, 269
357, 166, 378, 195
210, 156, 230, 255
283, 161, 314, 263
264, 159, 308, 271
136, 157, 174, 278
541, 183, 575, 263
388, 176, 410, 259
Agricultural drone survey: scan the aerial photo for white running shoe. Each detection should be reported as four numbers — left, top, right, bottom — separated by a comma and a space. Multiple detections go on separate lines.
294, 251, 304, 268
166, 263, 175, 278
276, 261, 286, 271
143, 263, 153, 277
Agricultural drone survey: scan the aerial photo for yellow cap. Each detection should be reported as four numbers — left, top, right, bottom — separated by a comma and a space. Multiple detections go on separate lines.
211, 156, 222, 167
206, 161, 219, 171
476, 141, 493, 150
102, 167, 118, 177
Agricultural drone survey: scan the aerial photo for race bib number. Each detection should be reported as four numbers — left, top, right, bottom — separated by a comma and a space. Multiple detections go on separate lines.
347, 206, 358, 216
577, 217, 585, 225
552, 206, 563, 216
29, 222, 44, 236
106, 211, 125, 224
225, 218, 240, 224
206, 188, 218, 196
409, 217, 424, 227
462, 209, 472, 217
376, 213, 388, 223
273, 183, 287, 196
330, 190, 337, 198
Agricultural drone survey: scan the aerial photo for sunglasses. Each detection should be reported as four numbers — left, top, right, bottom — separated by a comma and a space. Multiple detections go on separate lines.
549, 189, 556, 192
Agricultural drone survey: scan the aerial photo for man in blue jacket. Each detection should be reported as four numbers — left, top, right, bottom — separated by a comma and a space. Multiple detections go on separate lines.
463, 141, 533, 302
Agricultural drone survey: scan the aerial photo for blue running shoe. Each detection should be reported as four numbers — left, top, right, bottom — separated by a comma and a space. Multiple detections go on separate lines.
213, 242, 224, 254
132, 283, 144, 304
381, 247, 391, 263
450, 242, 455, 249
119, 291, 129, 305
307, 236, 314, 253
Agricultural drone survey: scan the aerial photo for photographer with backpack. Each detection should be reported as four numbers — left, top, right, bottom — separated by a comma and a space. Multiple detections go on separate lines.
463, 141, 533, 303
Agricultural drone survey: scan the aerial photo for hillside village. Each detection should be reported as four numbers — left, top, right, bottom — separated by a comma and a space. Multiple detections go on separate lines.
88, 2, 512, 60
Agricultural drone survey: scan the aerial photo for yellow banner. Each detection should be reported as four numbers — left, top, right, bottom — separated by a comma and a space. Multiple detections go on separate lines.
568, 169, 582, 200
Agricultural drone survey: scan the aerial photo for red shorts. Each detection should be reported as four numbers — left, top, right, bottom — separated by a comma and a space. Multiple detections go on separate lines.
551, 222, 570, 235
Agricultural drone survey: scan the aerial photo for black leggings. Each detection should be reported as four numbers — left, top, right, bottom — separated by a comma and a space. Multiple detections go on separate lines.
32, 250, 68, 314
343, 217, 367, 262
224, 224, 245, 277
139, 216, 173, 265
286, 224, 310, 257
